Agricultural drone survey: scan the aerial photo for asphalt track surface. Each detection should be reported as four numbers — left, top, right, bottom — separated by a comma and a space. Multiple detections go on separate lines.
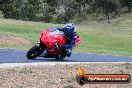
0, 49, 132, 63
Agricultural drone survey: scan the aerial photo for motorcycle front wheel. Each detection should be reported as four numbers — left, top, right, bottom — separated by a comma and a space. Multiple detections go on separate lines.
27, 44, 45, 59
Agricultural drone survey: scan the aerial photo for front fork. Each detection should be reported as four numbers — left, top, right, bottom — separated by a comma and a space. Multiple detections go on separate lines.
36, 40, 47, 57
34, 42, 46, 54
35, 43, 40, 47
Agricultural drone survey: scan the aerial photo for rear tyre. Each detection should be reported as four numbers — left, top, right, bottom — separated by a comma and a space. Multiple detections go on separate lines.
56, 50, 67, 60
56, 54, 64, 60
27, 44, 45, 59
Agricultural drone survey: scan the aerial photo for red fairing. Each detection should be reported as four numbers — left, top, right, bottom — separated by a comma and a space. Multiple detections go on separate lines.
40, 29, 66, 55
40, 29, 81, 56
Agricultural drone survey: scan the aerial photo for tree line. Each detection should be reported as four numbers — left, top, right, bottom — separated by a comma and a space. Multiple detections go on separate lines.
0, 0, 131, 23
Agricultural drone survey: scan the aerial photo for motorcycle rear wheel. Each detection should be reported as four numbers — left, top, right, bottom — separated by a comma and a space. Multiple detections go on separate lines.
56, 54, 64, 60
56, 50, 67, 60
27, 44, 45, 59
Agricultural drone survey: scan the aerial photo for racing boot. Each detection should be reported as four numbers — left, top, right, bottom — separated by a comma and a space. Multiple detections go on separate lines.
66, 49, 72, 57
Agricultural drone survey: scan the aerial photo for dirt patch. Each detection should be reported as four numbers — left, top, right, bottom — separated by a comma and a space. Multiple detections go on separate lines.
0, 63, 131, 88
0, 33, 33, 47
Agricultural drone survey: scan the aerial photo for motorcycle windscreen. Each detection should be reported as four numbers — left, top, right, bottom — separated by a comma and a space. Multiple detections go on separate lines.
41, 29, 66, 45
49, 30, 66, 45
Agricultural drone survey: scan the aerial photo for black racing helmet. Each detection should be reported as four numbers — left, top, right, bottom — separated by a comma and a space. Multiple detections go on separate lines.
63, 23, 76, 35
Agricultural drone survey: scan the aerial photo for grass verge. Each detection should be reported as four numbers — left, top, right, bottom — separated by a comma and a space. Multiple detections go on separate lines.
0, 13, 132, 56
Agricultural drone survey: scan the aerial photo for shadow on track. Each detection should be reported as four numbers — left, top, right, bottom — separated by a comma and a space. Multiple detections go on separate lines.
32, 58, 75, 62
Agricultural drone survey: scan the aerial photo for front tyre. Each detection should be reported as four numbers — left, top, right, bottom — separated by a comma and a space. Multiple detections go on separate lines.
27, 44, 44, 59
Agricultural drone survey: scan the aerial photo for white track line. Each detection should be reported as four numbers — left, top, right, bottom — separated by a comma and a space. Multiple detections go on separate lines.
0, 62, 132, 68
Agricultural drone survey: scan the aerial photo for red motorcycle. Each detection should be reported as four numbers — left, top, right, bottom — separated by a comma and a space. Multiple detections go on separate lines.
26, 28, 81, 60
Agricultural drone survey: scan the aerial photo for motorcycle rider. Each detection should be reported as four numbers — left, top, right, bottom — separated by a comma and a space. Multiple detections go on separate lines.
56, 23, 78, 57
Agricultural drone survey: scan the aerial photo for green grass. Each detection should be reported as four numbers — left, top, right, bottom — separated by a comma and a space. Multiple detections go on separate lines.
0, 14, 132, 56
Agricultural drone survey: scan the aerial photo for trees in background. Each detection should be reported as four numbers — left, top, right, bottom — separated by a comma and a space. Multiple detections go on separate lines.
0, 0, 131, 23
119, 0, 132, 12
95, 0, 121, 20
